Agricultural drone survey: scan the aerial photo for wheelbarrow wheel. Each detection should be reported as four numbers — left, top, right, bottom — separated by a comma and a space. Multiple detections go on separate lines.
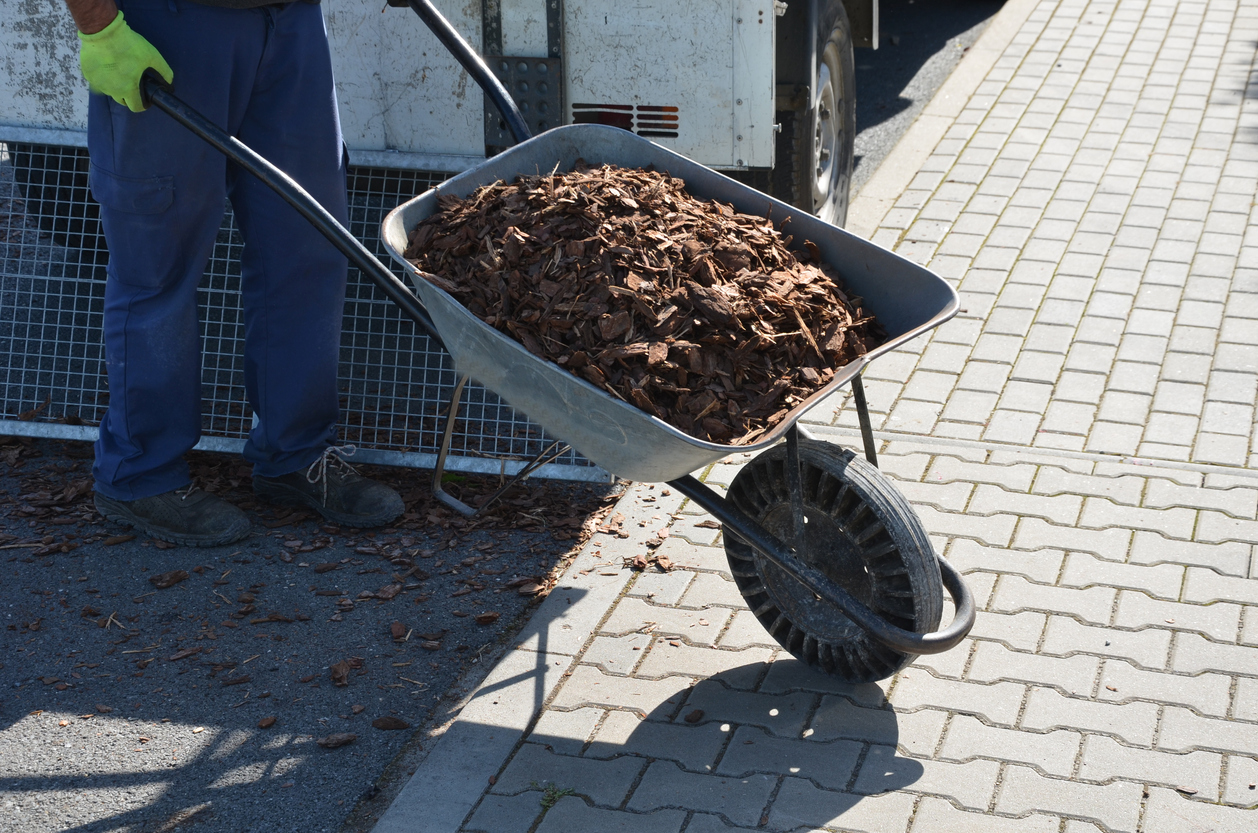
723, 439, 942, 683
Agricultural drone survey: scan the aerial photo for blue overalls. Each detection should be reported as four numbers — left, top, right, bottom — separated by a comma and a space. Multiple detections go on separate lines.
88, 0, 348, 501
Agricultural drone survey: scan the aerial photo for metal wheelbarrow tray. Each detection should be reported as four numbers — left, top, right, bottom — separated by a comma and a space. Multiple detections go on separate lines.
382, 124, 975, 683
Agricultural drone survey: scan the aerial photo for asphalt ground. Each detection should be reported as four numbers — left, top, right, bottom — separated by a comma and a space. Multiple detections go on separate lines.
851, 0, 1004, 196
0, 436, 620, 833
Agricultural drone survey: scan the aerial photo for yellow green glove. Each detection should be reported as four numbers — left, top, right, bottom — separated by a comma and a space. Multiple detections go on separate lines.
78, 12, 174, 113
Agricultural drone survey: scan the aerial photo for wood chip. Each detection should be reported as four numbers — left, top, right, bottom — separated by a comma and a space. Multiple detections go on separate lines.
405, 162, 884, 444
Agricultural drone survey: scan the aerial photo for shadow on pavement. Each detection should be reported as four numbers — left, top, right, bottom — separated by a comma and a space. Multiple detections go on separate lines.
462, 661, 921, 832
856, 0, 1006, 134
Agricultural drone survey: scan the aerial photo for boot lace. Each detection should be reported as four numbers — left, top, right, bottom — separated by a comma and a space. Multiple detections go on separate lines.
305, 445, 358, 505
175, 483, 201, 502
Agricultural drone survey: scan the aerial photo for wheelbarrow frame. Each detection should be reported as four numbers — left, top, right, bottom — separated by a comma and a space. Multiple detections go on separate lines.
133, 2, 974, 662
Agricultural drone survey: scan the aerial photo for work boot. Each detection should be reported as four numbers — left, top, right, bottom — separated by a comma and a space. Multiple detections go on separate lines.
94, 486, 251, 547
252, 446, 404, 528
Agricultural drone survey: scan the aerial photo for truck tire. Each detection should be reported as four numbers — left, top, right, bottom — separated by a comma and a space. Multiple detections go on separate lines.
773, 0, 855, 227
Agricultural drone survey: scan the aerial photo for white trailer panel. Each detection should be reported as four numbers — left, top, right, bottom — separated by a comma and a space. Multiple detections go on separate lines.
0, 0, 775, 170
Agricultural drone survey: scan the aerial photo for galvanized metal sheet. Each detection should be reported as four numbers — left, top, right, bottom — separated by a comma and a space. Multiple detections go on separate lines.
382, 124, 957, 483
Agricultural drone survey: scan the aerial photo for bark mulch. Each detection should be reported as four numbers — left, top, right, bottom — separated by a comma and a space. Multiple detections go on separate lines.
404, 162, 884, 445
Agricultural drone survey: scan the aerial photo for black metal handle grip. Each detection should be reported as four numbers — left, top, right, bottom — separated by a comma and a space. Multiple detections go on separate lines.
138, 73, 443, 348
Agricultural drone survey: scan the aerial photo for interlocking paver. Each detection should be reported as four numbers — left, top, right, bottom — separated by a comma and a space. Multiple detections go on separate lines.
649, 538, 731, 575
1231, 676, 1258, 721
601, 599, 733, 647
586, 710, 727, 771
681, 681, 812, 737
996, 764, 1143, 833
1011, 518, 1132, 560
677, 572, 749, 611
947, 539, 1064, 584
580, 634, 653, 675
635, 642, 772, 686
967, 610, 1048, 652
889, 672, 1024, 727
627, 569, 696, 606
886, 708, 952, 758
1184, 567, 1258, 605
1098, 659, 1233, 717
550, 665, 690, 717
767, 779, 916, 833
1079, 497, 1197, 538
681, 813, 758, 833
626, 761, 774, 828
926, 454, 1037, 491
536, 798, 688, 833
492, 743, 644, 806
969, 640, 1100, 694
1128, 531, 1253, 575
969, 484, 1082, 524
529, 707, 603, 756
716, 726, 860, 790
1222, 755, 1258, 807
1040, 615, 1172, 669
807, 696, 900, 745
1171, 632, 1258, 676
718, 610, 780, 650
1059, 552, 1184, 598
939, 714, 1080, 777
909, 797, 1060, 833
756, 660, 888, 703
464, 793, 543, 833
1079, 734, 1222, 800
1195, 511, 1258, 546
1142, 787, 1258, 833
854, 745, 1001, 810
1158, 707, 1258, 755
991, 575, 1117, 625
1115, 590, 1241, 640
1021, 686, 1159, 745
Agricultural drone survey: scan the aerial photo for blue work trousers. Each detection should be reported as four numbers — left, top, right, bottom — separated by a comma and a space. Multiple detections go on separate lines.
88, 0, 349, 501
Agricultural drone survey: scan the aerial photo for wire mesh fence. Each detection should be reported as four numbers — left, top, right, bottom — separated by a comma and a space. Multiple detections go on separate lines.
0, 141, 605, 481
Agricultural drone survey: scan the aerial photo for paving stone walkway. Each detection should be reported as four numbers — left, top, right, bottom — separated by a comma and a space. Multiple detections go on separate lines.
374, 1, 1258, 831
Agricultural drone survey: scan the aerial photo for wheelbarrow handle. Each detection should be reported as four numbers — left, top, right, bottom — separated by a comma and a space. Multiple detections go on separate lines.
138, 72, 444, 348
669, 474, 976, 655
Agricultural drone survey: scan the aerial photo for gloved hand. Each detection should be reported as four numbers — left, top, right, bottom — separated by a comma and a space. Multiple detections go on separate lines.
77, 12, 173, 113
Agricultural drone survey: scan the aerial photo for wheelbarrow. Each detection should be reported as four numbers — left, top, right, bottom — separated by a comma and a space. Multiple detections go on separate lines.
135, 0, 974, 684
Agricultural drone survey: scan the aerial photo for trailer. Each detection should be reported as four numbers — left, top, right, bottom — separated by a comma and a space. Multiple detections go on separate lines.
0, 0, 876, 478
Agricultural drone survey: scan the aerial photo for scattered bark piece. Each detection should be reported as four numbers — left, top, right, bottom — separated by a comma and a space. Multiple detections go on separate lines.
316, 733, 357, 749
371, 716, 410, 731
258, 716, 276, 729
149, 570, 189, 590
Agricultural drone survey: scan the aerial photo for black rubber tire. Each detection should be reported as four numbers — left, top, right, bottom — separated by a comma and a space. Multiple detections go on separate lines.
8, 143, 108, 267
723, 439, 943, 682
772, 1, 856, 227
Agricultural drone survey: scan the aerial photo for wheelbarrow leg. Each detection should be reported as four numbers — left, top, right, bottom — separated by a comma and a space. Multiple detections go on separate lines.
431, 375, 473, 515
785, 424, 807, 554
431, 375, 572, 517
850, 373, 879, 468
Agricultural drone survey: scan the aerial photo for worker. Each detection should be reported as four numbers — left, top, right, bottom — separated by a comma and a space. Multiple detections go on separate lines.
63, 0, 405, 545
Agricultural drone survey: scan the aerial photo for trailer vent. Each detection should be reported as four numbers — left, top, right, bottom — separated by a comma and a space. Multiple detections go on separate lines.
571, 104, 679, 138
